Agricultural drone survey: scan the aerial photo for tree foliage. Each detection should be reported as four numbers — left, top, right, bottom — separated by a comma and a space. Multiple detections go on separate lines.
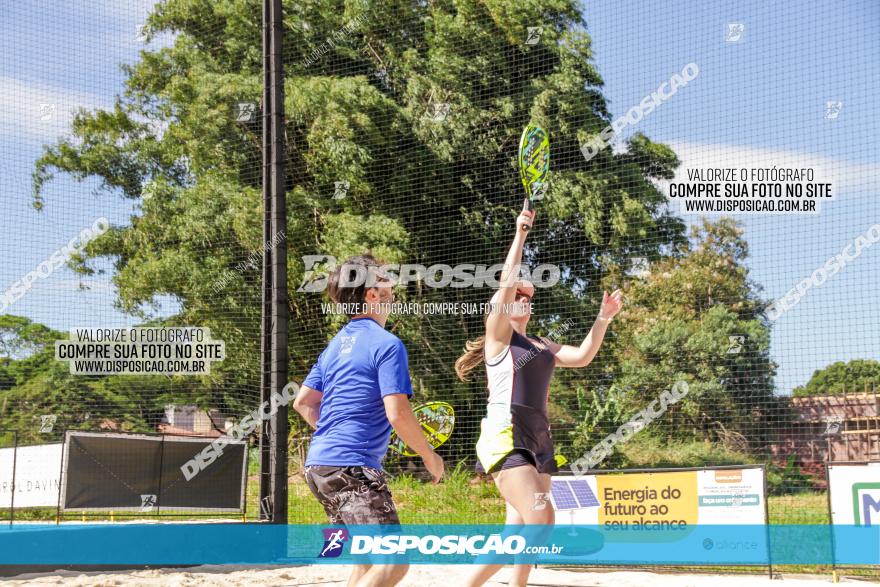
15, 0, 781, 467
566, 218, 778, 463
793, 359, 880, 397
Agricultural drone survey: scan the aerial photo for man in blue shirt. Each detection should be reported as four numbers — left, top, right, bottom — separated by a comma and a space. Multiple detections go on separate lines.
294, 254, 444, 587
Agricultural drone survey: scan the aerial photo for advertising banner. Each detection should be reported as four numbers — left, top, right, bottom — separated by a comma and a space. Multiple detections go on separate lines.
0, 443, 63, 508
547, 466, 768, 563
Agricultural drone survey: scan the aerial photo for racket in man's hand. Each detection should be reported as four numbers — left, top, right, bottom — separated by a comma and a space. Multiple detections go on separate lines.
389, 401, 455, 457
517, 123, 550, 231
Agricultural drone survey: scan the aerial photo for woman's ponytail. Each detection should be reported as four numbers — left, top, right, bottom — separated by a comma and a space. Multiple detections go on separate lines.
455, 336, 486, 381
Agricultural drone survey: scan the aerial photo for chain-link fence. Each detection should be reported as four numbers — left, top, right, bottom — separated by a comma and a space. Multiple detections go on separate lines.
1, 0, 267, 520
1, 0, 878, 574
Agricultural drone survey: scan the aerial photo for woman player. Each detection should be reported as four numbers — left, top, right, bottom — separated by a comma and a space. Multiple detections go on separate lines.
455, 202, 622, 587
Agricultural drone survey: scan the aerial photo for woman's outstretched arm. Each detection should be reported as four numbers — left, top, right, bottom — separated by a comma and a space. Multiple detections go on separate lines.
546, 289, 623, 368
484, 200, 534, 355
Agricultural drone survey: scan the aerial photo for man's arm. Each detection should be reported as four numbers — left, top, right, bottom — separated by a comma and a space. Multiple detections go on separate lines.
383, 394, 445, 483
293, 384, 322, 429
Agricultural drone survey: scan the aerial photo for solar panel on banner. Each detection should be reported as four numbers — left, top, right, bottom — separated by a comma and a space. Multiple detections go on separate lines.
550, 479, 579, 511
551, 479, 600, 510
569, 479, 600, 507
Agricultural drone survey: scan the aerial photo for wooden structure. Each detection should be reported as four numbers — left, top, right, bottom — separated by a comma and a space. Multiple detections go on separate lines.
771, 383, 879, 485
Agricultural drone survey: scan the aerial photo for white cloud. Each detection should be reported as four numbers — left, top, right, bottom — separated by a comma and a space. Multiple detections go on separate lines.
80, 0, 159, 25
0, 76, 111, 142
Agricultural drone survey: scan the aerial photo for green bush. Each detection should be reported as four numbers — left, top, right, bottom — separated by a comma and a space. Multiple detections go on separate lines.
765, 454, 816, 495
618, 436, 752, 469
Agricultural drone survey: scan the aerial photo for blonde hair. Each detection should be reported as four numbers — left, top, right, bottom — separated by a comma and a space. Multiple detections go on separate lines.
455, 285, 531, 381
455, 336, 486, 381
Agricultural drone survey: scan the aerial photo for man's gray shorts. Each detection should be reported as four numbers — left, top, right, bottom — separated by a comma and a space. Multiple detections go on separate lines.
305, 465, 400, 525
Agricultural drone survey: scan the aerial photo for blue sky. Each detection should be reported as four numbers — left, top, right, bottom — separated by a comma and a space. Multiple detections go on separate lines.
582, 0, 880, 393
1, 1, 877, 393
0, 1, 153, 329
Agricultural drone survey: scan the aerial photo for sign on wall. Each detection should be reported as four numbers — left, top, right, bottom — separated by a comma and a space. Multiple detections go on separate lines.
0, 443, 63, 508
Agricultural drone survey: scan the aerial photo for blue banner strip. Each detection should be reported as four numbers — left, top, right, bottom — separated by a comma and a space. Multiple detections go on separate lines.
0, 524, 876, 565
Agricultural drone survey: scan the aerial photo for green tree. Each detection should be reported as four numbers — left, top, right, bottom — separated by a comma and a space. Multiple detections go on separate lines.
566, 218, 778, 464
793, 359, 880, 397
30, 0, 686, 457
0, 316, 158, 444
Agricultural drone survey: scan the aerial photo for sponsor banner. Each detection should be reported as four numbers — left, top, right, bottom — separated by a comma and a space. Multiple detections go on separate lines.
0, 444, 62, 508
550, 467, 766, 530
828, 462, 880, 563
829, 463, 880, 525
0, 524, 872, 565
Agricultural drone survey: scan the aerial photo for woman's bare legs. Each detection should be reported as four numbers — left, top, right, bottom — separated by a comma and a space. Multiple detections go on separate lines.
507, 472, 552, 586
348, 564, 370, 586
464, 466, 554, 587
352, 563, 409, 587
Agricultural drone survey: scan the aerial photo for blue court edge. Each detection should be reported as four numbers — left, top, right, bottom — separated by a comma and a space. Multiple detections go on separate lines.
0, 524, 876, 565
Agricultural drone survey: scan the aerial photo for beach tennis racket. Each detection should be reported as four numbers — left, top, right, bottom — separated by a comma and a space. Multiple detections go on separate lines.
389, 401, 455, 457
517, 124, 550, 231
